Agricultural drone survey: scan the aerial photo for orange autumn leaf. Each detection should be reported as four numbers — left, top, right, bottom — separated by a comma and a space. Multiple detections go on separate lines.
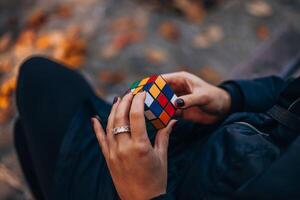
0, 77, 16, 111
0, 33, 12, 52
98, 69, 126, 84
0, 60, 13, 73
112, 31, 142, 49
197, 66, 223, 84
0, 77, 16, 96
100, 43, 120, 59
174, 0, 206, 22
145, 48, 168, 64
109, 16, 138, 33
62, 55, 85, 69
158, 21, 180, 41
25, 9, 48, 29
54, 4, 73, 18
16, 29, 36, 46
36, 34, 52, 50
0, 96, 10, 110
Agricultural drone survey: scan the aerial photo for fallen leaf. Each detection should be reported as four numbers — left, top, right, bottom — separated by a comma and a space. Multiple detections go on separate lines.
0, 108, 14, 125
256, 25, 270, 40
95, 87, 107, 98
0, 96, 10, 110
0, 164, 22, 190
0, 60, 13, 74
193, 25, 224, 48
109, 16, 138, 33
0, 33, 12, 52
0, 77, 16, 97
25, 9, 48, 29
193, 34, 210, 48
113, 33, 134, 49
113, 31, 143, 49
158, 21, 180, 41
98, 69, 126, 84
62, 55, 85, 69
100, 43, 120, 59
54, 4, 73, 18
0, 76, 16, 124
14, 29, 36, 58
36, 34, 52, 50
15, 29, 36, 47
207, 25, 224, 43
51, 29, 87, 69
246, 1, 273, 17
145, 48, 168, 64
174, 0, 206, 22
196, 66, 223, 84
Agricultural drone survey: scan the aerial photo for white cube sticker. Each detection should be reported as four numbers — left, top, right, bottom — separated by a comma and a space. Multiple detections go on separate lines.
145, 92, 154, 107
170, 94, 177, 106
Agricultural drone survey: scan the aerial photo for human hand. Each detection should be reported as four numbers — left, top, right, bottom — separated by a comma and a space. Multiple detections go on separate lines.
91, 92, 177, 200
162, 71, 231, 124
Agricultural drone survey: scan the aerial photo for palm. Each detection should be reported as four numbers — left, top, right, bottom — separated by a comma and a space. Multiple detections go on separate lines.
181, 106, 219, 124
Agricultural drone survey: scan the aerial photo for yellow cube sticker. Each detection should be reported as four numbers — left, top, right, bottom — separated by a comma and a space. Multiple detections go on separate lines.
149, 84, 160, 98
155, 76, 166, 90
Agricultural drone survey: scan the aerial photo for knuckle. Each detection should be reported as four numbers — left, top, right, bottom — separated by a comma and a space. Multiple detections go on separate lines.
133, 142, 150, 157
180, 71, 188, 76
200, 93, 210, 103
114, 114, 124, 123
130, 109, 142, 119
115, 144, 132, 159
108, 152, 118, 163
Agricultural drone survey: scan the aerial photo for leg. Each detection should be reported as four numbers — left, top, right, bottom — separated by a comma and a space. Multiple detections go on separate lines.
14, 119, 44, 200
15, 56, 95, 198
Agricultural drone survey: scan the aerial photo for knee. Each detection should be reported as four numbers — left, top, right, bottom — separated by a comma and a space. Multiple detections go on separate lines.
16, 56, 51, 108
18, 56, 49, 79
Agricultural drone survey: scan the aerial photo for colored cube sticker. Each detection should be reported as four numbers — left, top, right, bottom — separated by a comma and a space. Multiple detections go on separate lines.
130, 75, 178, 129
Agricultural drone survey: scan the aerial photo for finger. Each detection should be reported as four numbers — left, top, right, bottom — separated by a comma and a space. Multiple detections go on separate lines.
154, 120, 177, 160
161, 72, 191, 95
161, 71, 183, 84
91, 117, 109, 159
114, 92, 133, 143
175, 91, 209, 109
107, 97, 121, 145
129, 91, 149, 142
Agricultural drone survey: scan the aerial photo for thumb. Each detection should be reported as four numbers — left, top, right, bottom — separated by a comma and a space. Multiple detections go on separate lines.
175, 92, 209, 109
154, 120, 177, 160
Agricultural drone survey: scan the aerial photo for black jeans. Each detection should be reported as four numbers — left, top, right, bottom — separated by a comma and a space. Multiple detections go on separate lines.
15, 57, 208, 200
15, 57, 95, 199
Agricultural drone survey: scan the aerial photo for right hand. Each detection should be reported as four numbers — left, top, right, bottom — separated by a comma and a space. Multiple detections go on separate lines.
162, 71, 231, 124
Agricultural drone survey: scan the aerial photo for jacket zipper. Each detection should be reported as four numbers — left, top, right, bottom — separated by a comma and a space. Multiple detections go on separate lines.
234, 121, 269, 136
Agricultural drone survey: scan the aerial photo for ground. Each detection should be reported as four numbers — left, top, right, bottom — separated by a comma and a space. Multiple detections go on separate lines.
0, 0, 299, 199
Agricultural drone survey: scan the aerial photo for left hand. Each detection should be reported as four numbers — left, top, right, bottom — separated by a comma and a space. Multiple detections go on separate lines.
91, 91, 177, 200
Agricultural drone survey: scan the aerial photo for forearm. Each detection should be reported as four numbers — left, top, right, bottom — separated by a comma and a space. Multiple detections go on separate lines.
151, 193, 174, 200
220, 76, 289, 113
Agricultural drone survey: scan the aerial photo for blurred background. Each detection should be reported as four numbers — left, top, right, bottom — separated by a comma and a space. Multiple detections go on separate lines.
0, 0, 299, 199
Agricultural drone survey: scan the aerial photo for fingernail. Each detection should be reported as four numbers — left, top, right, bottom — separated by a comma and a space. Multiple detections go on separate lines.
94, 115, 101, 122
175, 98, 185, 107
123, 89, 131, 96
113, 96, 119, 104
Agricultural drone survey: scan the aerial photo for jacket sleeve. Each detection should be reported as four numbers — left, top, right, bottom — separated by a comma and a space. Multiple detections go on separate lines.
151, 193, 174, 200
219, 76, 288, 113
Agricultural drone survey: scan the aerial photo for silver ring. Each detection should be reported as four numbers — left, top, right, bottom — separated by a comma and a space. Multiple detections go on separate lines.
112, 125, 131, 135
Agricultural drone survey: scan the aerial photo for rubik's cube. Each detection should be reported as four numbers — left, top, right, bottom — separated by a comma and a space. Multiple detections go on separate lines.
130, 75, 177, 129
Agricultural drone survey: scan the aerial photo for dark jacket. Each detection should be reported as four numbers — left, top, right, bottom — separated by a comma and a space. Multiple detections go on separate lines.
52, 76, 300, 200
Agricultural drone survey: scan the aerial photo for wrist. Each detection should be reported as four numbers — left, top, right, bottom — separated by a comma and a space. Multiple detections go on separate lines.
219, 88, 231, 116
219, 81, 244, 113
